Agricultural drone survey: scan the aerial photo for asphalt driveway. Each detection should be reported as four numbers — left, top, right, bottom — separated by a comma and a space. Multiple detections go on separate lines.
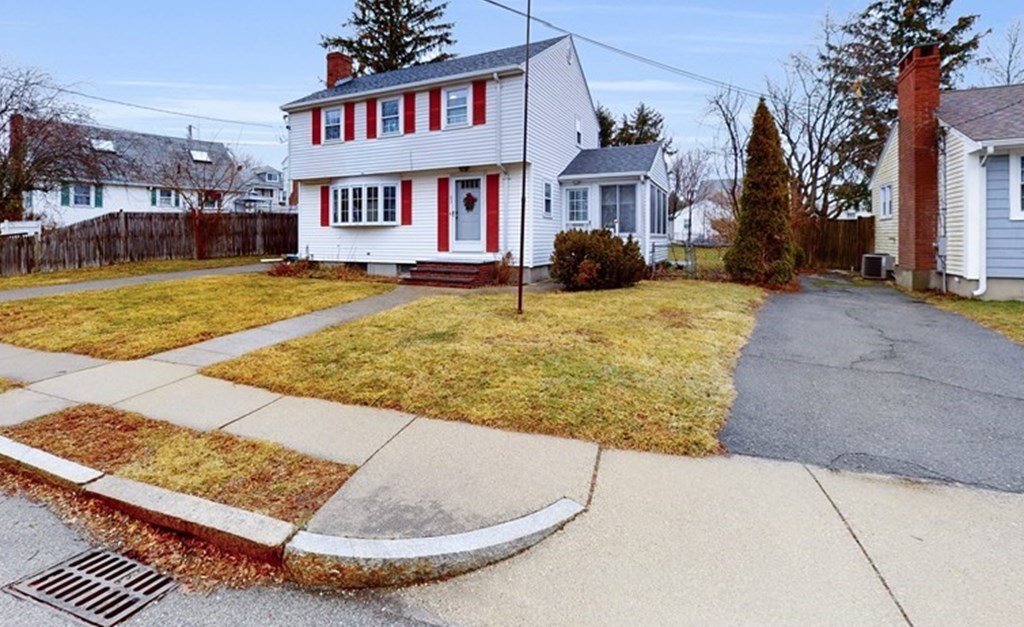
721, 275, 1024, 493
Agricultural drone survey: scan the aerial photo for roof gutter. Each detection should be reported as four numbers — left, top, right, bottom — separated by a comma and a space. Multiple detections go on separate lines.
281, 65, 524, 112
558, 171, 647, 182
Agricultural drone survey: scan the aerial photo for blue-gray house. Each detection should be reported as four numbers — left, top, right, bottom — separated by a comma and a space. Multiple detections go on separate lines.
871, 44, 1024, 300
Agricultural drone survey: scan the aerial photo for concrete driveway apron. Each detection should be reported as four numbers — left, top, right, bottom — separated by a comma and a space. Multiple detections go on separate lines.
721, 275, 1024, 492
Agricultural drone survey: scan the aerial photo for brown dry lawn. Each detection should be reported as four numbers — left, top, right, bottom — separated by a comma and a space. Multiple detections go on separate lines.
2, 405, 354, 524
0, 256, 264, 291
205, 281, 764, 456
0, 377, 20, 393
0, 274, 394, 359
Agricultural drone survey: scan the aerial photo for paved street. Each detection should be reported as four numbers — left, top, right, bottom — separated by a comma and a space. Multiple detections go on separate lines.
722, 275, 1024, 492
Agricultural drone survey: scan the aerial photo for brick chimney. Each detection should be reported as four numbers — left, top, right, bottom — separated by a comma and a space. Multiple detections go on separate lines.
326, 52, 353, 88
896, 43, 941, 290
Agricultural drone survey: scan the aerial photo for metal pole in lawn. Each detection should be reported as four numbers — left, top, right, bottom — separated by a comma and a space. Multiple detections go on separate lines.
516, 0, 532, 315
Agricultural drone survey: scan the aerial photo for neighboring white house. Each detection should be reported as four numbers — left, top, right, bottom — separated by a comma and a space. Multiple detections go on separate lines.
234, 166, 289, 213
870, 43, 1024, 300
281, 36, 670, 283
670, 180, 733, 244
21, 125, 246, 226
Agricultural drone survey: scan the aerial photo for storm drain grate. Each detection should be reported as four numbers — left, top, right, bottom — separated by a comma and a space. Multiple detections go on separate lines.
4, 549, 177, 626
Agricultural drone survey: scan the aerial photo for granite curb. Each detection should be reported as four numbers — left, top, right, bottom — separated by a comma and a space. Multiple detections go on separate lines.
0, 439, 584, 587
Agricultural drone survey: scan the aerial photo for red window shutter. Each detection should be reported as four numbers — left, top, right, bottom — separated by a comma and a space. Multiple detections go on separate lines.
429, 89, 442, 131
486, 174, 500, 252
401, 180, 413, 225
344, 103, 355, 141
320, 185, 330, 227
437, 177, 450, 251
312, 107, 322, 145
473, 80, 487, 126
366, 99, 378, 140
403, 92, 416, 134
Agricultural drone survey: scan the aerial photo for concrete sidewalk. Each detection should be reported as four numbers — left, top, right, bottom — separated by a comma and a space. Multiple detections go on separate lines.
0, 263, 264, 302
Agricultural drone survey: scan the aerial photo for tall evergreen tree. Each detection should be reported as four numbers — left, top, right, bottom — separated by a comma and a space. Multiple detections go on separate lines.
321, 0, 455, 76
824, 0, 985, 208
724, 99, 795, 286
595, 103, 617, 147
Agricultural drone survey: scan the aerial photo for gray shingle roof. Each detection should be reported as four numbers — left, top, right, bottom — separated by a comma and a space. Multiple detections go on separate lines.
283, 36, 567, 110
936, 83, 1024, 142
80, 125, 235, 186
560, 143, 662, 177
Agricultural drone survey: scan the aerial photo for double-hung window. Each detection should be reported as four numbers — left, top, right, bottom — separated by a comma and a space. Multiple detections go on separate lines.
651, 187, 667, 236
445, 87, 469, 126
544, 182, 553, 217
880, 185, 893, 219
324, 108, 342, 141
567, 188, 588, 224
600, 184, 636, 233
380, 98, 401, 135
331, 183, 400, 225
158, 189, 174, 207
73, 184, 92, 206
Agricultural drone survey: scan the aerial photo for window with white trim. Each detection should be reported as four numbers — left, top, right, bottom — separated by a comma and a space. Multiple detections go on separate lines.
324, 108, 342, 141
880, 184, 893, 219
380, 98, 400, 135
601, 184, 636, 233
445, 87, 469, 126
567, 188, 588, 224
331, 183, 400, 225
544, 182, 553, 217
73, 184, 92, 206
649, 186, 668, 235
1011, 154, 1024, 221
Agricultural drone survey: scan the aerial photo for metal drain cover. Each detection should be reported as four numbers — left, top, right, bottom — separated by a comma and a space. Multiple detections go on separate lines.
4, 549, 177, 626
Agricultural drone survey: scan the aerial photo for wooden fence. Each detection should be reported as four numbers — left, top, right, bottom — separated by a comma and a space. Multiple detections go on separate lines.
794, 217, 875, 270
0, 211, 297, 277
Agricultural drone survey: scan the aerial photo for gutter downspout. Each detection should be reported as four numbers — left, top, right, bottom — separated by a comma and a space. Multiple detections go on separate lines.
973, 146, 994, 298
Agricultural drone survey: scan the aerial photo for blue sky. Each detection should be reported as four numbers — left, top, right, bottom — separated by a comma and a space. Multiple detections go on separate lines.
2, 0, 1019, 167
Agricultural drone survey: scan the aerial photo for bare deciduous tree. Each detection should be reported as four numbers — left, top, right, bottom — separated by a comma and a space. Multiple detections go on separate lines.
767, 19, 857, 219
153, 140, 253, 258
1, 63, 102, 220
669, 148, 712, 244
982, 20, 1024, 86
706, 88, 749, 221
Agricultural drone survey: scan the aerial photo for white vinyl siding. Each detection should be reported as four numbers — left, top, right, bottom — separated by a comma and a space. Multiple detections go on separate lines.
942, 128, 969, 276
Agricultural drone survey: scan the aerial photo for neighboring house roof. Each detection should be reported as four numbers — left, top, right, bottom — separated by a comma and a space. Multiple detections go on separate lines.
936, 83, 1024, 142
69, 124, 235, 187
560, 143, 662, 178
283, 36, 566, 110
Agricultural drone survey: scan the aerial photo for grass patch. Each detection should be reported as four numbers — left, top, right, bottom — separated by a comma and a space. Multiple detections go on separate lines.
926, 295, 1024, 345
2, 405, 354, 524
205, 281, 764, 456
667, 246, 728, 280
0, 274, 394, 359
0, 256, 264, 291
0, 377, 22, 393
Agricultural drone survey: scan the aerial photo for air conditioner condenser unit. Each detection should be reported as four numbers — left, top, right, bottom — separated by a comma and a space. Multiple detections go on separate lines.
861, 253, 892, 280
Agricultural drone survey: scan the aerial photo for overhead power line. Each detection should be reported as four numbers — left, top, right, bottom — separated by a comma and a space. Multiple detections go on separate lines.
56, 87, 280, 129
478, 0, 762, 97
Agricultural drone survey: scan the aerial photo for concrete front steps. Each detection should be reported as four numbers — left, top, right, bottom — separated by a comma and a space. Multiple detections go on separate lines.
402, 261, 498, 288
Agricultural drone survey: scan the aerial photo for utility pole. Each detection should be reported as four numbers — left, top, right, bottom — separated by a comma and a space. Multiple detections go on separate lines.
516, 0, 532, 315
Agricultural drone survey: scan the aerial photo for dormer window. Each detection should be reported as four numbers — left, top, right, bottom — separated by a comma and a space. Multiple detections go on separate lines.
264, 172, 280, 183
90, 139, 115, 152
190, 150, 211, 163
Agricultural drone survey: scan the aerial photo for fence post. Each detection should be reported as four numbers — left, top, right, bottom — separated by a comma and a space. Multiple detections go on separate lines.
256, 211, 264, 254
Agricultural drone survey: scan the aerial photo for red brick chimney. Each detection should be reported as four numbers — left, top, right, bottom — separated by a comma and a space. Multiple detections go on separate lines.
896, 43, 941, 289
326, 52, 353, 88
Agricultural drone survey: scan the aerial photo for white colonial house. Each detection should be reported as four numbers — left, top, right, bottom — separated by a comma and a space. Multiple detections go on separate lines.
20, 124, 250, 227
282, 36, 670, 284
871, 44, 1024, 300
